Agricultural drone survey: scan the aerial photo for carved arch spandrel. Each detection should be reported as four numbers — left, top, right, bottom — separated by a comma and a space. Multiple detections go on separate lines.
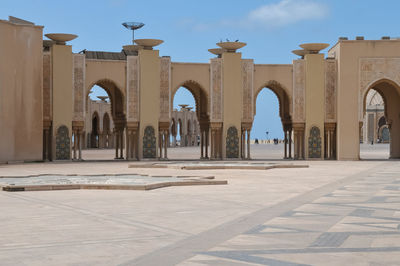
359, 58, 400, 121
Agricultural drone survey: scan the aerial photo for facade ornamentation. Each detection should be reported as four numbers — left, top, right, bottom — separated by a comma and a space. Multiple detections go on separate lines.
242, 59, 254, 122
325, 59, 337, 122
143, 126, 156, 158
56, 125, 70, 160
293, 60, 306, 122
210, 59, 223, 121
359, 58, 400, 120
73, 54, 85, 121
160, 57, 171, 122
308, 126, 321, 158
226, 126, 239, 158
127, 56, 140, 121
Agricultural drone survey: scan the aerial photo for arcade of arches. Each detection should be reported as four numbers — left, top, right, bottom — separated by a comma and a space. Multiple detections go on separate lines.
2, 16, 400, 162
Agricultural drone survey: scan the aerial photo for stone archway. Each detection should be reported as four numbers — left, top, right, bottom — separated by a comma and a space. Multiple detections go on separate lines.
171, 80, 210, 158
86, 79, 126, 159
252, 81, 293, 159
361, 79, 400, 159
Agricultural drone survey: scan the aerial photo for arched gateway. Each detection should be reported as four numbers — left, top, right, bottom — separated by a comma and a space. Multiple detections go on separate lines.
6, 17, 400, 162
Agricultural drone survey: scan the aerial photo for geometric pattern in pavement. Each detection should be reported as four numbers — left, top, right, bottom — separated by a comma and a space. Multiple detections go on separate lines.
129, 163, 400, 265
193, 166, 400, 265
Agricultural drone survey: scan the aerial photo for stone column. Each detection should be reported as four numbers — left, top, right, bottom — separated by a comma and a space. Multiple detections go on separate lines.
120, 130, 124, 159
115, 131, 119, 159
164, 131, 168, 159
78, 130, 82, 160
126, 130, 131, 160
284, 130, 288, 159
288, 129, 292, 159
241, 129, 245, 159
73, 130, 77, 160
211, 129, 215, 159
43, 127, 50, 161
301, 130, 305, 159
246, 130, 251, 159
200, 130, 204, 158
205, 129, 209, 158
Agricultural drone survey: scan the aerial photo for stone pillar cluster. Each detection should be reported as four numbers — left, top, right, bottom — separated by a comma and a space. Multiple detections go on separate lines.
126, 122, 139, 160
293, 123, 305, 159
158, 128, 169, 160
241, 126, 251, 159
114, 121, 125, 159
324, 123, 336, 159
200, 126, 209, 159
283, 125, 293, 159
72, 121, 84, 161
210, 123, 222, 159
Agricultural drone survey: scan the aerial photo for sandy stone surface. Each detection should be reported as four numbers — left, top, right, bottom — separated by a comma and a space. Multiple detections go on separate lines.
0, 144, 398, 265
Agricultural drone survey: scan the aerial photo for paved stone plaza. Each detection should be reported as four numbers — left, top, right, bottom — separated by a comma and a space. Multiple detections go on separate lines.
1, 145, 399, 265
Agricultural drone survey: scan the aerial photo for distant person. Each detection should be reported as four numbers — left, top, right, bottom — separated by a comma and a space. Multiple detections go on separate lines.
371, 140, 374, 145
255, 138, 259, 144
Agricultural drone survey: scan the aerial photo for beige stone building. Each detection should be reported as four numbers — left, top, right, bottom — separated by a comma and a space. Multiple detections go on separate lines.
170, 105, 200, 147
361, 89, 388, 144
1, 16, 400, 162
84, 96, 115, 149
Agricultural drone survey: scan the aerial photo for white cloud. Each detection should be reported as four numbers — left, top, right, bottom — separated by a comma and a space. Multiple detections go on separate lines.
247, 0, 328, 28
183, 0, 328, 31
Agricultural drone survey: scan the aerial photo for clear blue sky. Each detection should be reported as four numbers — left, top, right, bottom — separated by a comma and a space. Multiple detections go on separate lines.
3, 0, 400, 139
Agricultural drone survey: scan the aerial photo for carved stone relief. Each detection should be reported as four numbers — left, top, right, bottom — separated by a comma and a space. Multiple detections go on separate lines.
73, 54, 85, 121
359, 58, 400, 120
325, 59, 337, 122
242, 59, 254, 122
160, 57, 171, 122
210, 58, 223, 121
293, 60, 306, 122
127, 56, 140, 121
43, 53, 52, 121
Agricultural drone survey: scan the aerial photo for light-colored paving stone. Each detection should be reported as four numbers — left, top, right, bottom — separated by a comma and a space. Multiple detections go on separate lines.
0, 144, 397, 265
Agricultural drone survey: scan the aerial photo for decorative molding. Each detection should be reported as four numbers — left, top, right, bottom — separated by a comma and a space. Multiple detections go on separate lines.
160, 57, 171, 122
242, 59, 254, 122
73, 54, 85, 121
325, 59, 337, 122
43, 53, 52, 121
293, 60, 306, 122
359, 57, 400, 120
210, 58, 223, 121
127, 56, 140, 121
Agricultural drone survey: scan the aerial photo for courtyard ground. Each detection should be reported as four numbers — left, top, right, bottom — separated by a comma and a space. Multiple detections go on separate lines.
0, 144, 399, 265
